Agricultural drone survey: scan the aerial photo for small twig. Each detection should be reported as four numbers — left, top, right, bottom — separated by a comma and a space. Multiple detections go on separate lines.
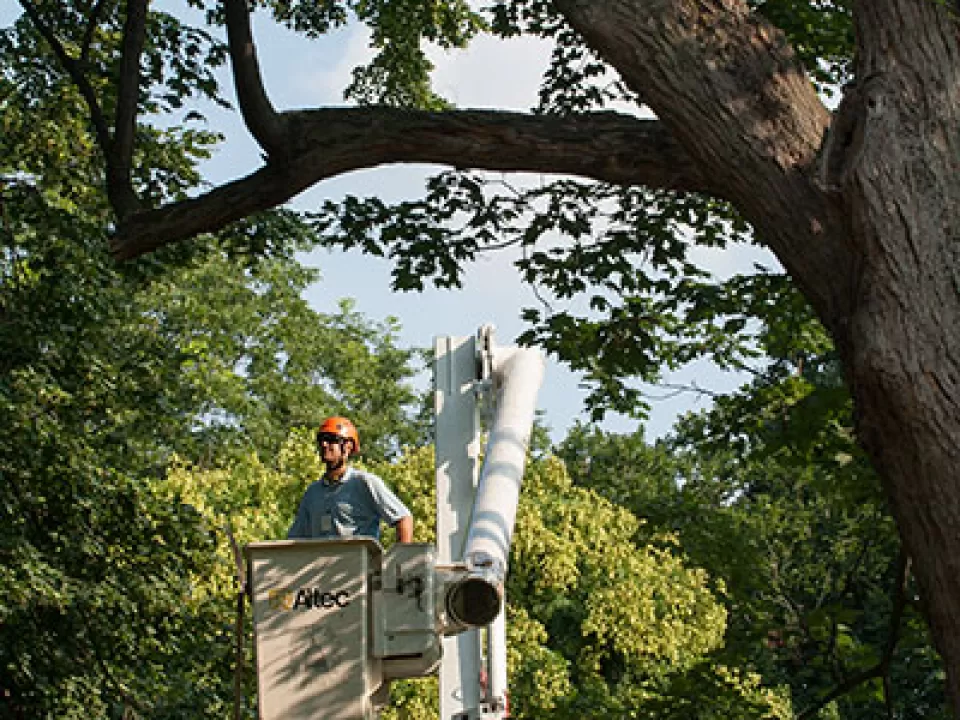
489, 176, 528, 200
80, 0, 109, 62
646, 380, 725, 401
883, 673, 894, 718
224, 523, 247, 720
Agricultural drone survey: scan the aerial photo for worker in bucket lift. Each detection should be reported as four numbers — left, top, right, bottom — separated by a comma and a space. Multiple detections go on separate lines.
287, 416, 414, 543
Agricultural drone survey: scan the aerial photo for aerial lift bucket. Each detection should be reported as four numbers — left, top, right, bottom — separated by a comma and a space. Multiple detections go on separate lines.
245, 538, 385, 720
246, 538, 443, 720
244, 327, 542, 720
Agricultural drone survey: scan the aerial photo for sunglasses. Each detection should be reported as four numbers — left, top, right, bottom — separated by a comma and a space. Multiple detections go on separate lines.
317, 432, 347, 446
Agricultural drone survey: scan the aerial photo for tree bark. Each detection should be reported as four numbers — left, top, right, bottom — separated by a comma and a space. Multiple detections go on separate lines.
839, 1, 960, 711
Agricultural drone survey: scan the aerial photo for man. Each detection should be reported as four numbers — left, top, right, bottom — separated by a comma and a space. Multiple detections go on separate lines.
287, 416, 413, 543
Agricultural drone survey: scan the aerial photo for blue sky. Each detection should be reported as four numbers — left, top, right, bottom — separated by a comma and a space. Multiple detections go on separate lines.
5, 3, 775, 441
201, 10, 775, 441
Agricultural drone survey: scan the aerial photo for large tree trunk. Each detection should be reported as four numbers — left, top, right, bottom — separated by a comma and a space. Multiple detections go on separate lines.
840, 1, 960, 711
558, 0, 960, 710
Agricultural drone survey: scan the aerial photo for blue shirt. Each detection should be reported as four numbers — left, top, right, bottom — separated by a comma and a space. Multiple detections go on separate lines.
287, 467, 411, 540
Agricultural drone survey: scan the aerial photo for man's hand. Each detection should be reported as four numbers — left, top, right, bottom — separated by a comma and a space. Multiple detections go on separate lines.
396, 515, 414, 543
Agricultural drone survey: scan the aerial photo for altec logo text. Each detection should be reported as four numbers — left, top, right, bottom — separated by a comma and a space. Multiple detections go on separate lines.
269, 587, 351, 610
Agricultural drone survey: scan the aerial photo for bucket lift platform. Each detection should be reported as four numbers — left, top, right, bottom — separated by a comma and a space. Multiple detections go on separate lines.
246, 539, 442, 719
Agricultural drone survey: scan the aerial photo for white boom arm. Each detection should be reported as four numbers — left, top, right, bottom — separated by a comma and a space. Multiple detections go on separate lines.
435, 326, 544, 720
445, 341, 545, 628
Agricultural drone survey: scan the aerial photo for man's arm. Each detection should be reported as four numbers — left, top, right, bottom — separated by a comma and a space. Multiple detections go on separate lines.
363, 470, 413, 542
395, 515, 414, 543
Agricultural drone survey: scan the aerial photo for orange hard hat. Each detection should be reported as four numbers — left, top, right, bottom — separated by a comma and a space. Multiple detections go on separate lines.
317, 416, 360, 454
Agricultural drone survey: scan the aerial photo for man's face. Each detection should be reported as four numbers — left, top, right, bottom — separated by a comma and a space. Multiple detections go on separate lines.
317, 432, 350, 466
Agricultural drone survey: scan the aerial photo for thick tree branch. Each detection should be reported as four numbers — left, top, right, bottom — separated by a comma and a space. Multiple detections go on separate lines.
112, 0, 855, 332
552, 0, 853, 330
111, 108, 708, 259
110, 0, 148, 216
223, 0, 285, 156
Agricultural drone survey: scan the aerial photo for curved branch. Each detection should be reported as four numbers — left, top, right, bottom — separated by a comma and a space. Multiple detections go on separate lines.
111, 108, 709, 259
223, 0, 285, 156
18, 0, 112, 152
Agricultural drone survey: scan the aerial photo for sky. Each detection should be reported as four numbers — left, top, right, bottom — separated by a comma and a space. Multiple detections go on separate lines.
5, 3, 776, 441
213, 10, 776, 441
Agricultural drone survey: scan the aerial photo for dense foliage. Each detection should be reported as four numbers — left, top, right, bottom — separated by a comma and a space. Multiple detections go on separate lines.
0, 216, 423, 718
0, 11, 423, 714
554, 297, 949, 716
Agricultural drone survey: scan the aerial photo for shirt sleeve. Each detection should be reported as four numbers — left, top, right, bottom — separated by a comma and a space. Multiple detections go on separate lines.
362, 472, 411, 526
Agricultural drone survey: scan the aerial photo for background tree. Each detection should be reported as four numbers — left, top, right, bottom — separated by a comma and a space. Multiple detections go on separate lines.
0, 21, 425, 713
1, 30, 218, 714
138, 252, 425, 461
556, 290, 949, 716
376, 446, 795, 718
